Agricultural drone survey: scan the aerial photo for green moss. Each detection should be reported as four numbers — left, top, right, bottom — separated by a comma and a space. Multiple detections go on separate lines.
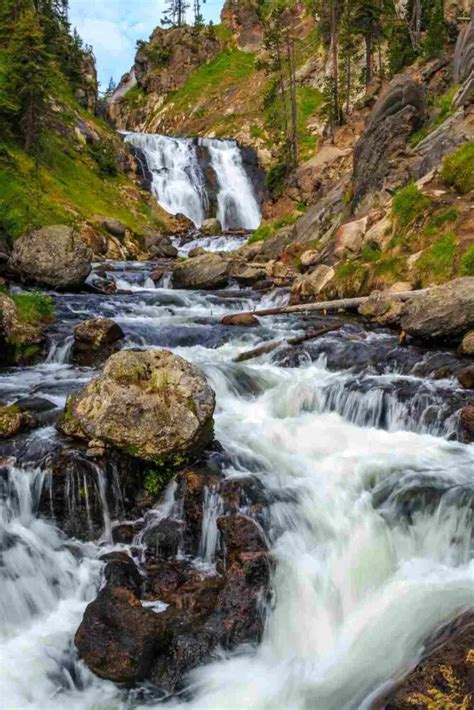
440, 142, 474, 194
415, 232, 457, 282
247, 212, 299, 244
335, 262, 359, 279
11, 292, 55, 324
460, 245, 474, 276
392, 183, 432, 228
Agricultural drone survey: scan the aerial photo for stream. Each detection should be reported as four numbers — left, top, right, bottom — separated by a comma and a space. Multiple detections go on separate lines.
1, 245, 473, 709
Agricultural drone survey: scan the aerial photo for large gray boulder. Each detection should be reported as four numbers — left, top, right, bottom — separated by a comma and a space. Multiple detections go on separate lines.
401, 278, 474, 342
172, 253, 233, 290
9, 226, 92, 290
59, 349, 215, 462
353, 76, 425, 205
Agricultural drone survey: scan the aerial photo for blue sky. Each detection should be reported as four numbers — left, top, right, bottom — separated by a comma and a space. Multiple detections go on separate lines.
69, 0, 224, 90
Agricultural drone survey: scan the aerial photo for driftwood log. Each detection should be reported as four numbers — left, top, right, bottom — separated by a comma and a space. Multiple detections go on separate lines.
231, 289, 429, 319
234, 324, 343, 363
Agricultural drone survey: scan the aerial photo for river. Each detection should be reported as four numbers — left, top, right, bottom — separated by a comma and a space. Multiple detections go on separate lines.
1, 247, 473, 709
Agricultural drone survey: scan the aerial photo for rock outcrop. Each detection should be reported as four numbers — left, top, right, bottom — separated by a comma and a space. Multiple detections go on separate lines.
401, 278, 474, 343
72, 317, 124, 367
353, 76, 425, 205
59, 349, 215, 463
0, 293, 46, 365
9, 226, 92, 290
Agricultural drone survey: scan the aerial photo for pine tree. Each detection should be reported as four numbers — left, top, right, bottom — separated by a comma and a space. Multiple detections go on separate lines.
162, 0, 189, 27
338, 0, 360, 116
423, 0, 445, 57
353, 0, 383, 86
1, 7, 57, 153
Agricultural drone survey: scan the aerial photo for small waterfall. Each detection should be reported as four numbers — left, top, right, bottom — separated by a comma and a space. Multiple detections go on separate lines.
199, 486, 224, 564
46, 336, 74, 364
124, 132, 261, 230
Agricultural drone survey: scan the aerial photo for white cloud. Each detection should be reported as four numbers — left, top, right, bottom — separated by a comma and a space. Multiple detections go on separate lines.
69, 0, 224, 89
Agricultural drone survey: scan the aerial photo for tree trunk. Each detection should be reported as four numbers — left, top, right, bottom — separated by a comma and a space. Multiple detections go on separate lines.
234, 325, 343, 363
330, 0, 340, 130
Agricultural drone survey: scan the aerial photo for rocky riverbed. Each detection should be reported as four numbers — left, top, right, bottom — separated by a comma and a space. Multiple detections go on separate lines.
1, 250, 473, 709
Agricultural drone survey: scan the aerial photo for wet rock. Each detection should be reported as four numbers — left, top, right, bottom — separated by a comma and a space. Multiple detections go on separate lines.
102, 552, 143, 595
72, 317, 124, 366
172, 253, 233, 290
401, 278, 474, 343
177, 468, 221, 555
218, 513, 267, 566
380, 612, 474, 709
13, 396, 57, 427
458, 366, 474, 389
112, 523, 136, 544
353, 76, 425, 205
75, 584, 170, 683
58, 349, 215, 464
8, 226, 92, 290
143, 518, 183, 558
460, 406, 474, 442
145, 233, 178, 259
222, 313, 259, 327
459, 330, 474, 356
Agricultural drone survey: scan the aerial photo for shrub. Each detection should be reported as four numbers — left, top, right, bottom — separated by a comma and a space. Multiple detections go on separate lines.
392, 183, 431, 228
89, 141, 118, 177
440, 142, 474, 194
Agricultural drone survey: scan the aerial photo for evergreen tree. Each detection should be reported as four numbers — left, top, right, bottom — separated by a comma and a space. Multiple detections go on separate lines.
423, 0, 445, 57
338, 0, 360, 116
353, 0, 383, 86
162, 0, 189, 27
0, 6, 57, 153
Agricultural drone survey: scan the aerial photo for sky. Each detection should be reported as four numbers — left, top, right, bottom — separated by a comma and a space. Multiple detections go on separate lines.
69, 0, 224, 90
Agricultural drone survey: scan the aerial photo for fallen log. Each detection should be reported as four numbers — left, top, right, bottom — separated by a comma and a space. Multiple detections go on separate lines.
234, 324, 342, 363
233, 288, 429, 319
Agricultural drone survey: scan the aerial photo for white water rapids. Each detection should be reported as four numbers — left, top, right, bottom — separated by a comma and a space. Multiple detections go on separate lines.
124, 133, 262, 230
0, 263, 473, 709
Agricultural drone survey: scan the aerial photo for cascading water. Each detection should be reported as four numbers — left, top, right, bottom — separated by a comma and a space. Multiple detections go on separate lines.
124, 132, 261, 230
1, 259, 473, 710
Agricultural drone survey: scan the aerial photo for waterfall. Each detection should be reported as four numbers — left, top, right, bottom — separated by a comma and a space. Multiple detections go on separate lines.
124, 133, 261, 230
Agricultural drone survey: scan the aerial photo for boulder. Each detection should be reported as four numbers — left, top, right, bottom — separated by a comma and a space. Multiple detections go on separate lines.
459, 330, 474, 356
222, 313, 259, 327
230, 262, 267, 285
72, 317, 124, 367
300, 249, 320, 268
400, 278, 474, 343
172, 253, 233, 290
0, 293, 45, 365
100, 218, 127, 238
362, 213, 393, 251
458, 366, 474, 389
75, 579, 170, 683
0, 406, 22, 439
358, 291, 403, 327
200, 218, 221, 236
145, 232, 178, 259
334, 217, 368, 258
188, 246, 207, 258
460, 406, 474, 442
379, 612, 474, 708
218, 514, 267, 566
59, 349, 215, 463
143, 518, 183, 558
9, 226, 92, 290
291, 265, 335, 302
353, 76, 425, 205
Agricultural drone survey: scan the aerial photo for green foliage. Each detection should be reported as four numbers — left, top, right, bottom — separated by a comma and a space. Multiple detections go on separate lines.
11, 292, 55, 324
361, 245, 381, 262
460, 246, 474, 276
423, 0, 446, 58
144, 468, 166, 496
415, 232, 457, 281
424, 207, 458, 236
88, 140, 118, 177
440, 142, 474, 194
122, 84, 146, 107
392, 183, 431, 228
144, 41, 172, 69
247, 212, 299, 244
265, 161, 288, 197
387, 24, 416, 76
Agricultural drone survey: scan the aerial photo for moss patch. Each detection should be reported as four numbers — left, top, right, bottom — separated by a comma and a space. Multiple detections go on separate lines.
440, 141, 474, 194
392, 183, 432, 228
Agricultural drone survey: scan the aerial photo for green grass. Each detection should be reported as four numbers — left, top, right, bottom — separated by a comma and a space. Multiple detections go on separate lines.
392, 182, 432, 228
460, 245, 474, 276
167, 49, 255, 113
440, 142, 474, 194
415, 232, 457, 282
122, 84, 146, 107
247, 212, 299, 244
11, 292, 55, 324
297, 86, 323, 158
424, 207, 458, 236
